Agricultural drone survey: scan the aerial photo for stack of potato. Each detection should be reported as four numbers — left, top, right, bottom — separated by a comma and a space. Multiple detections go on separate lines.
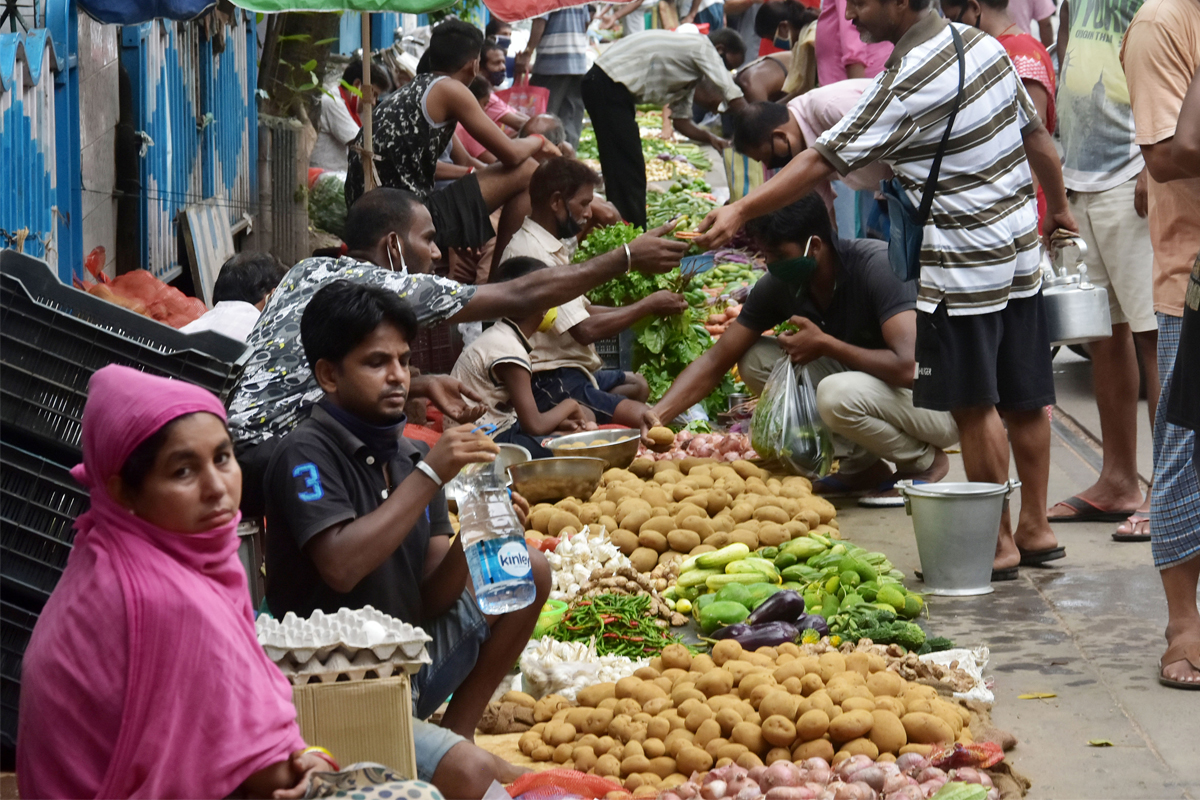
524, 458, 840, 574
515, 640, 973, 793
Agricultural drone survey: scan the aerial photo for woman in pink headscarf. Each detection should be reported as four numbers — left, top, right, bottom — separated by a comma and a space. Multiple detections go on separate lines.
16, 365, 323, 799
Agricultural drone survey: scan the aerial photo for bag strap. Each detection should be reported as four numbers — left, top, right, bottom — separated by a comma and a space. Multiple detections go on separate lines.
915, 24, 966, 225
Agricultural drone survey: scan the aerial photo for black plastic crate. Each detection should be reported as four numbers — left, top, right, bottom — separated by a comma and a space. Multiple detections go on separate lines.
0, 251, 250, 459
410, 322, 461, 377
595, 329, 634, 372
1, 598, 38, 750
0, 441, 89, 609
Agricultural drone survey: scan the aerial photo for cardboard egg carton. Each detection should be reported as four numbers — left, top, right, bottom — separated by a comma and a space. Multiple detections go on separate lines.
256, 606, 432, 685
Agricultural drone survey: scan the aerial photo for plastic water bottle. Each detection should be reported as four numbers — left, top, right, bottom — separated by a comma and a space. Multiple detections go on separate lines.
456, 466, 537, 614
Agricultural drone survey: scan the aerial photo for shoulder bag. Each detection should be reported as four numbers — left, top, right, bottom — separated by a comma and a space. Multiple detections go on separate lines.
879, 25, 967, 282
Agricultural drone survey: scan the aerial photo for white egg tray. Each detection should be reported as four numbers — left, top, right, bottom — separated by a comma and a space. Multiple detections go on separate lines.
256, 606, 432, 684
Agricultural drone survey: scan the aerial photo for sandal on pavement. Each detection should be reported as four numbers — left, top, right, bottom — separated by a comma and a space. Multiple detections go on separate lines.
1158, 640, 1200, 690
1048, 495, 1138, 523
1112, 513, 1151, 542
1018, 546, 1066, 566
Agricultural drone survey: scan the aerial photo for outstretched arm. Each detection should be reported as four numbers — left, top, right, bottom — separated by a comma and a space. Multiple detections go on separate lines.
426, 79, 557, 167
569, 291, 689, 344
449, 226, 689, 323
695, 147, 837, 249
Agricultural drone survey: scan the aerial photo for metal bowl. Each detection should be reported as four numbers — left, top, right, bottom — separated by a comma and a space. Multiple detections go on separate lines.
545, 428, 640, 470
506, 457, 606, 504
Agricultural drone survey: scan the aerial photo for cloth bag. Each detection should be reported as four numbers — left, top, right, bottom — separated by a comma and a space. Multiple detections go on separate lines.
750, 358, 833, 478
878, 25, 965, 282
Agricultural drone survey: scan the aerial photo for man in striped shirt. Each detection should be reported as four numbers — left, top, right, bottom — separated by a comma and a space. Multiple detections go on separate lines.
516, 5, 591, 148
698, 0, 1077, 579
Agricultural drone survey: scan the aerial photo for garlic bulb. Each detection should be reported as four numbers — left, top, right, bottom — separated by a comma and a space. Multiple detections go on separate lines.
545, 526, 630, 601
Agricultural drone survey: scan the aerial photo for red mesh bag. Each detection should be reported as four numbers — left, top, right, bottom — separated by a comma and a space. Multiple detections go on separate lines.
931, 742, 1005, 770
506, 769, 626, 799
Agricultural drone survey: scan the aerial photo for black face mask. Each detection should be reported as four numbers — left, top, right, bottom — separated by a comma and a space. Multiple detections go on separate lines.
556, 208, 582, 240
495, 35, 512, 52
767, 137, 794, 170
488, 69, 507, 86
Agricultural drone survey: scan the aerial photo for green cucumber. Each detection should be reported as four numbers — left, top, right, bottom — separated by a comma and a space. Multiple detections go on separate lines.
695, 543, 751, 569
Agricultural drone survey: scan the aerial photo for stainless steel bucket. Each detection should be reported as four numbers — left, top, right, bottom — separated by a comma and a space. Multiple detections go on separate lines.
1042, 236, 1113, 346
896, 480, 1021, 596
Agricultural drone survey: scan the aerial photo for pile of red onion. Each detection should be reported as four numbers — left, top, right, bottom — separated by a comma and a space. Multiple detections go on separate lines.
656, 755, 997, 800
638, 431, 759, 462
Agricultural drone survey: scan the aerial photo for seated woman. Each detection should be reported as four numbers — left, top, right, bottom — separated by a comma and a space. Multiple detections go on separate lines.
15, 365, 439, 800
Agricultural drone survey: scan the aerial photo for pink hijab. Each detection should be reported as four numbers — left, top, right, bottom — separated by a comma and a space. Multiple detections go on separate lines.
17, 365, 305, 799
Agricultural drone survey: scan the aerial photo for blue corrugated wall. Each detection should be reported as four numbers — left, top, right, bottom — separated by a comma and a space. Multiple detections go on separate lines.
121, 9, 258, 282
0, 0, 81, 283
1, 2, 257, 284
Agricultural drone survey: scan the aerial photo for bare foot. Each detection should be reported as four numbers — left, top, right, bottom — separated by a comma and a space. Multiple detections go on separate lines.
491, 753, 531, 783
896, 448, 950, 484
1161, 622, 1200, 687
994, 533, 1021, 571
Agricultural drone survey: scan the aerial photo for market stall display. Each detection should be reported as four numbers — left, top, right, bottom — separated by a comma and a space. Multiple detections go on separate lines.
512, 637, 985, 784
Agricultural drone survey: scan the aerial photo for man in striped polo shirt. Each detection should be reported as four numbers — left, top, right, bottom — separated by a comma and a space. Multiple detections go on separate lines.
697, 0, 1077, 580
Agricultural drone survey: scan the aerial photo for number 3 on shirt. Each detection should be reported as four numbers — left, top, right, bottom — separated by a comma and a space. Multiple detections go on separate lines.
293, 463, 324, 502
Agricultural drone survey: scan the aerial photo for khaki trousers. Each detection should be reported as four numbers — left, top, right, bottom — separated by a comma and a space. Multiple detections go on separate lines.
739, 338, 959, 475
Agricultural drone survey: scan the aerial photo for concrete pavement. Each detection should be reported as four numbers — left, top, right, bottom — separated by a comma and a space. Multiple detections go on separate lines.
835, 352, 1197, 799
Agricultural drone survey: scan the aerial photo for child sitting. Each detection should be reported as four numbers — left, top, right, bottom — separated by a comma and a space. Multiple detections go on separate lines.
450, 257, 600, 456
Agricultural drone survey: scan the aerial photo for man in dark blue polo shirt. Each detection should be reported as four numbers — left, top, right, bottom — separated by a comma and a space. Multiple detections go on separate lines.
264, 281, 548, 798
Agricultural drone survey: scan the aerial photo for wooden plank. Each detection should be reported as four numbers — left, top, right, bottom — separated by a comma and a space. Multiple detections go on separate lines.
182, 200, 235, 307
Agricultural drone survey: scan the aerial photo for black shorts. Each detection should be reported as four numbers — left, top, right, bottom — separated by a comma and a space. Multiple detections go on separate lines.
913, 292, 1056, 413
494, 421, 554, 459
531, 367, 628, 424
426, 173, 494, 252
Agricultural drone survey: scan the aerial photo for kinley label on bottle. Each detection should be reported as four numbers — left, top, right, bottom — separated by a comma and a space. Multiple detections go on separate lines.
486, 538, 533, 580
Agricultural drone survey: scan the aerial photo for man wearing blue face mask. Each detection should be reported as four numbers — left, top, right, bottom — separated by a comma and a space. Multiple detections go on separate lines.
648, 195, 958, 505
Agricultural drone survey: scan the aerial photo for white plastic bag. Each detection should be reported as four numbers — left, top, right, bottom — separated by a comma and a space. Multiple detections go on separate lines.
750, 357, 834, 478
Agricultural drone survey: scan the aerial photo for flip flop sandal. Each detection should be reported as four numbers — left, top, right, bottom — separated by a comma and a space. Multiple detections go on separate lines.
1018, 546, 1066, 566
857, 493, 906, 508
1048, 495, 1138, 523
1112, 514, 1151, 542
1158, 641, 1200, 690
858, 479, 931, 508
915, 566, 1019, 582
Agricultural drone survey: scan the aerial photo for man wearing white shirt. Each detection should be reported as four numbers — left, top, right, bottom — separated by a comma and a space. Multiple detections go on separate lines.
181, 253, 287, 342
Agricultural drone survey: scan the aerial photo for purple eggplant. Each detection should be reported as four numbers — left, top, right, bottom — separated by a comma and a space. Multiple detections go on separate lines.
728, 621, 800, 649
746, 590, 805, 626
711, 623, 752, 640
795, 613, 829, 636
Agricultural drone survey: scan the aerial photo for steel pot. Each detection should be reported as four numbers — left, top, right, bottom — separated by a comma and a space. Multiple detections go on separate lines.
1042, 235, 1113, 346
